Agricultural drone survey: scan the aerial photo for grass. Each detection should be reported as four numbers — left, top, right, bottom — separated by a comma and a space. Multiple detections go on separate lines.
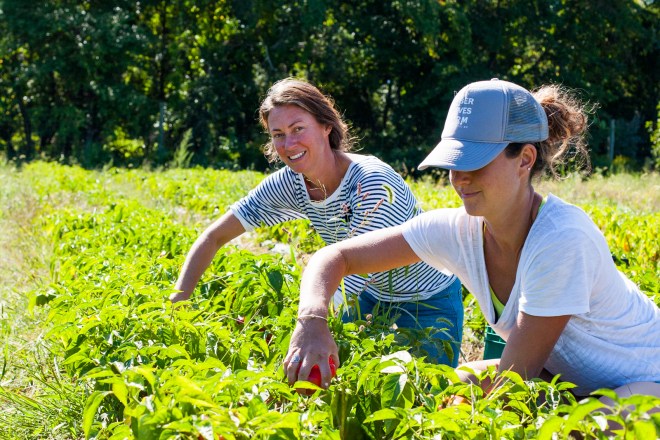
0, 161, 657, 439
0, 167, 78, 439
535, 172, 660, 212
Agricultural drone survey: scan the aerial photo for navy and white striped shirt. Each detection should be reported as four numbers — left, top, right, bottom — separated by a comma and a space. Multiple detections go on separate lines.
231, 155, 457, 302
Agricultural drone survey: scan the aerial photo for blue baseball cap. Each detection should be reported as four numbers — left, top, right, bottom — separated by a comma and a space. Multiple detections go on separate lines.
419, 79, 549, 171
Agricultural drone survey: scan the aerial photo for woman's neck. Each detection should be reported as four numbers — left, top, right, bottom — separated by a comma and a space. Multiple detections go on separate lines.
483, 189, 541, 255
303, 151, 352, 201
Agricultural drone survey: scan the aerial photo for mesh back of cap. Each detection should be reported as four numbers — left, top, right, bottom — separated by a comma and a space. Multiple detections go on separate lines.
504, 89, 548, 142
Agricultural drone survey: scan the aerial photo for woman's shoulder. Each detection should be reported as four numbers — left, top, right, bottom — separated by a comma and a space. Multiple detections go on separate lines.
261, 165, 300, 184
402, 207, 476, 254
540, 194, 597, 232
347, 153, 391, 167
529, 194, 606, 252
345, 154, 404, 182
410, 207, 473, 229
248, 166, 303, 198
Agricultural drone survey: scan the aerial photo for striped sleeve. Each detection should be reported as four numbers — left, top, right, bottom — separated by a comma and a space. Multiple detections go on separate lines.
343, 160, 420, 235
230, 168, 307, 231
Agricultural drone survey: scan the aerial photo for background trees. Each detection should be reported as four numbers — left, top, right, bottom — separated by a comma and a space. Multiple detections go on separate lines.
1, 0, 658, 172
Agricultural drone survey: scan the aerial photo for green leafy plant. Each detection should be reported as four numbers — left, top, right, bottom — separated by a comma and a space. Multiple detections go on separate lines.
1, 162, 658, 439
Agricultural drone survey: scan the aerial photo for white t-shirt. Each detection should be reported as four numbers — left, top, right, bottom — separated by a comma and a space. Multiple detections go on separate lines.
231, 155, 457, 302
402, 194, 660, 394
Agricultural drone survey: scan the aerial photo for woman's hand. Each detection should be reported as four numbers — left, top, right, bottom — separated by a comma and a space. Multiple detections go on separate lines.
283, 226, 418, 393
170, 212, 245, 304
169, 290, 191, 303
284, 317, 339, 392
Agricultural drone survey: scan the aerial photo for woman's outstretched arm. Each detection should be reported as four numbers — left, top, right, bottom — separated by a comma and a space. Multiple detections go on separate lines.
284, 225, 422, 387
170, 211, 246, 302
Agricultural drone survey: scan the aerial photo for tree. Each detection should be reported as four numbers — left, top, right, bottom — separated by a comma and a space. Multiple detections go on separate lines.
0, 0, 657, 170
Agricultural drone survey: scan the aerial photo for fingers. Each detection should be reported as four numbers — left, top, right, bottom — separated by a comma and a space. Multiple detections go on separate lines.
285, 321, 339, 393
317, 354, 339, 387
169, 290, 190, 303
330, 353, 340, 369
284, 349, 338, 391
284, 350, 314, 385
284, 350, 303, 385
451, 395, 469, 406
317, 361, 332, 388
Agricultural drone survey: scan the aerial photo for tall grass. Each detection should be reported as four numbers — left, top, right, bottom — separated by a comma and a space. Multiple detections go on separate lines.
0, 166, 86, 439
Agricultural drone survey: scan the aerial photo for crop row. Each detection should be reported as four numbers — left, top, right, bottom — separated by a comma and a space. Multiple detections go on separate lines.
1, 162, 658, 439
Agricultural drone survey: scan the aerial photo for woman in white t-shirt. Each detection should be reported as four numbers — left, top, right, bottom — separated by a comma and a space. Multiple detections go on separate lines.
170, 78, 463, 368
284, 79, 660, 403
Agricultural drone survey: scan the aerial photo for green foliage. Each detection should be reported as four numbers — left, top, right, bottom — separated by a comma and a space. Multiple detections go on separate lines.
0, 162, 658, 439
0, 345, 86, 440
171, 128, 194, 169
105, 127, 147, 165
0, 1, 658, 169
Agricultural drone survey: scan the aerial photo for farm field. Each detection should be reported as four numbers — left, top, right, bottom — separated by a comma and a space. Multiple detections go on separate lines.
0, 161, 658, 439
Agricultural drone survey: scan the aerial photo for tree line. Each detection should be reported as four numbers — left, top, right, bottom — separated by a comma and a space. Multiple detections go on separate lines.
1, 0, 658, 172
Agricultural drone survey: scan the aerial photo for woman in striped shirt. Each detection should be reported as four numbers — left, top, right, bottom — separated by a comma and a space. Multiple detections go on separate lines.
171, 77, 463, 371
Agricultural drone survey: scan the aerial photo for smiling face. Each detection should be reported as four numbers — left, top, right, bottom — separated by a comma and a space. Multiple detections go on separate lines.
267, 104, 333, 178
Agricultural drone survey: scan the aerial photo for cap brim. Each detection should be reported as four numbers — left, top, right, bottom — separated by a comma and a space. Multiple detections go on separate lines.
418, 139, 509, 172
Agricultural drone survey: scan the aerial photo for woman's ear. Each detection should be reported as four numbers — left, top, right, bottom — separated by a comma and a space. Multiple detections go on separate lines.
520, 143, 537, 173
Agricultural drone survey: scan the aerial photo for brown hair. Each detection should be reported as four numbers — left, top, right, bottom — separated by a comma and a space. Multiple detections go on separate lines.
259, 78, 355, 162
505, 84, 591, 178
